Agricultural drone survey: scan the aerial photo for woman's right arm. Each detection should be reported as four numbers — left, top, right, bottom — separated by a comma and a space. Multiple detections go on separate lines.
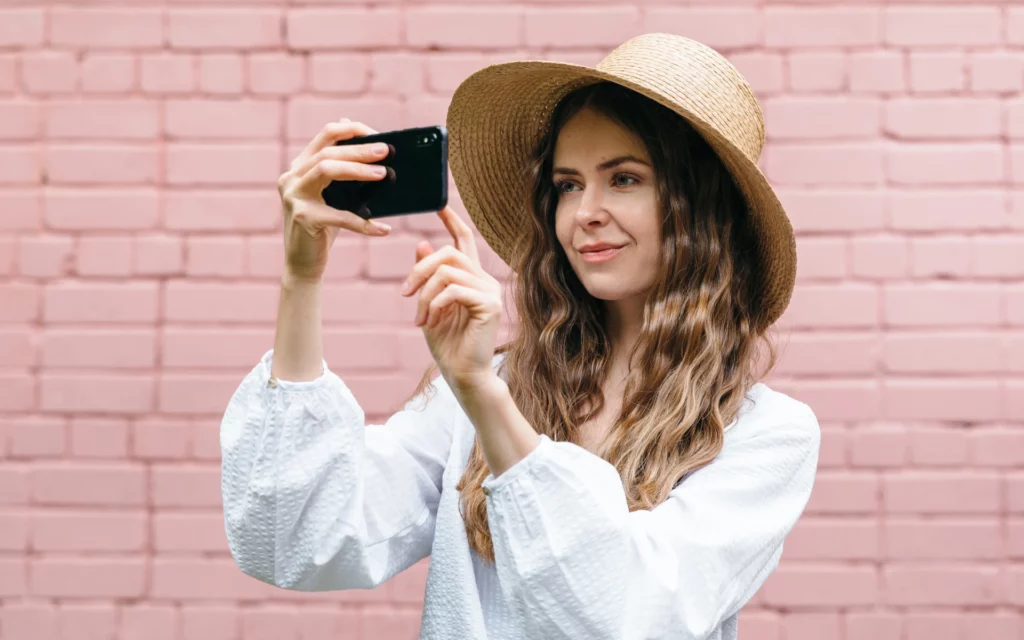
221, 117, 456, 591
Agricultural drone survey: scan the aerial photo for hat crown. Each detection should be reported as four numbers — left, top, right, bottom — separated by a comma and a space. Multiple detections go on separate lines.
595, 33, 765, 162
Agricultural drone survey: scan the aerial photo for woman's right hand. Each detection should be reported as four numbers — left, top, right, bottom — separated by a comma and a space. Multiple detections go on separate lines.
277, 117, 394, 283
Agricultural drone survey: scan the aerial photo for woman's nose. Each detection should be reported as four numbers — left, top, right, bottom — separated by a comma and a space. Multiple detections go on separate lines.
574, 186, 608, 226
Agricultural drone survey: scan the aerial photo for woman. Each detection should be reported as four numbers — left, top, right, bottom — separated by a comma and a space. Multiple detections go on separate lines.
221, 34, 820, 640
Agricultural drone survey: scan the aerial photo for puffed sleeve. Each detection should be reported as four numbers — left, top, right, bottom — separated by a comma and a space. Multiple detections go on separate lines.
221, 349, 459, 591
481, 404, 820, 640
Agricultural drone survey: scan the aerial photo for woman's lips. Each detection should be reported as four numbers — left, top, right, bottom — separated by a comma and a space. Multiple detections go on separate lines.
579, 246, 624, 263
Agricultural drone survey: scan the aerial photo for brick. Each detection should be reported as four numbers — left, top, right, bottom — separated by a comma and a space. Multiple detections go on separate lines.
782, 283, 878, 328
883, 566, 1001, 606
160, 374, 262, 415
846, 613, 901, 640
884, 472, 1000, 514
882, 332, 1001, 374
8, 417, 66, 458
370, 52, 427, 97
904, 613, 1019, 640
777, 189, 885, 232
152, 558, 277, 600
888, 190, 1007, 231
164, 282, 278, 323
641, 8, 761, 50
407, 7, 521, 49
0, 8, 43, 47
122, 605, 180, 640
886, 99, 1001, 140
18, 234, 73, 278
1011, 8, 1024, 45
1013, 146, 1024, 185
363, 609, 421, 639
248, 53, 306, 95
971, 52, 1024, 93
764, 8, 881, 48
165, 99, 281, 139
909, 425, 970, 467
199, 53, 244, 95
169, 9, 282, 49
0, 557, 26, 595
782, 613, 840, 640
46, 100, 159, 140
44, 282, 159, 324
761, 565, 878, 607
738, 613, 782, 640
884, 379, 1002, 421
529, 7, 640, 48
1012, 474, 1024, 513
141, 54, 196, 94
849, 424, 908, 468
886, 144, 1004, 185
0, 373, 34, 412
794, 237, 848, 281
309, 54, 370, 94
775, 333, 876, 376
910, 236, 972, 279
0, 511, 28, 550
166, 144, 281, 185
32, 510, 146, 551
885, 519, 1001, 561
765, 143, 883, 185
971, 428, 1024, 467
850, 235, 908, 279
81, 54, 136, 94
0, 283, 37, 322
884, 284, 1001, 328
1011, 287, 1024, 325
45, 189, 159, 231
288, 9, 401, 49
181, 606, 240, 640
910, 52, 965, 94
0, 328, 33, 368
132, 418, 192, 460
0, 101, 40, 140
40, 374, 155, 414
850, 51, 905, 95
46, 145, 159, 185
135, 234, 184, 276
804, 472, 879, 515
787, 52, 846, 93
31, 464, 145, 506
164, 190, 279, 232
185, 237, 246, 277
152, 465, 221, 507
154, 512, 228, 552
728, 52, 784, 94
765, 97, 880, 140
75, 236, 133, 277
162, 328, 270, 369
31, 558, 146, 598
783, 518, 880, 561
0, 146, 42, 184
321, 283, 405, 324
286, 97, 403, 141
0, 55, 14, 94
51, 8, 163, 48
70, 418, 129, 458
21, 52, 78, 95
885, 7, 1000, 46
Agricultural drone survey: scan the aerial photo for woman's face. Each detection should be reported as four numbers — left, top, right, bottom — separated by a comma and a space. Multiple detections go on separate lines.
552, 107, 663, 303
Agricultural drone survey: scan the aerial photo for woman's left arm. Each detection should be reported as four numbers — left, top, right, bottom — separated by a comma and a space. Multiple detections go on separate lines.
471, 385, 820, 640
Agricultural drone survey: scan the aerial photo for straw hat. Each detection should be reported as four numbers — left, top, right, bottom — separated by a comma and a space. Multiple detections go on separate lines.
445, 32, 796, 332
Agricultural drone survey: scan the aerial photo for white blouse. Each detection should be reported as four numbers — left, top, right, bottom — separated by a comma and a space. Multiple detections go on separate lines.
221, 349, 820, 640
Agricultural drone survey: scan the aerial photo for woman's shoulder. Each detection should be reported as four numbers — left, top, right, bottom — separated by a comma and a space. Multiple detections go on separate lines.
725, 381, 820, 447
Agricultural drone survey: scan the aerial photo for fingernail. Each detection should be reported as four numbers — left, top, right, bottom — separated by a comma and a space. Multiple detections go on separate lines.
372, 143, 389, 154
374, 222, 391, 234
400, 280, 411, 295
372, 165, 387, 176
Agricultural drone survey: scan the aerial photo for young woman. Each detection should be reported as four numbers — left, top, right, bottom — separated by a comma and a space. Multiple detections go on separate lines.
221, 34, 820, 640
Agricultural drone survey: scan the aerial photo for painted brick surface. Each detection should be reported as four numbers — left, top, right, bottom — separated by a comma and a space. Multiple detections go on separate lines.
0, 2, 1021, 639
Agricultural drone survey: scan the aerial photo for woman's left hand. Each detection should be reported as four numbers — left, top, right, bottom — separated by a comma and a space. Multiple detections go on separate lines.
401, 205, 503, 395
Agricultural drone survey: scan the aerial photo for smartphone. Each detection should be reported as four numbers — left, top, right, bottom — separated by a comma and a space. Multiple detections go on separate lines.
321, 125, 448, 219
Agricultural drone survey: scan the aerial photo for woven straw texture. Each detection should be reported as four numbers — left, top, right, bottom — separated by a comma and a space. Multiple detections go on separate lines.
446, 33, 797, 331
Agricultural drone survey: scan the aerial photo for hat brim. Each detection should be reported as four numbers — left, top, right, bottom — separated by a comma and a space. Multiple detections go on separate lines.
446, 60, 796, 332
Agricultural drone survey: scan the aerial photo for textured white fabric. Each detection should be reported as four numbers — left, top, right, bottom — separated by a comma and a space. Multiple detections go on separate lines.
221, 349, 820, 640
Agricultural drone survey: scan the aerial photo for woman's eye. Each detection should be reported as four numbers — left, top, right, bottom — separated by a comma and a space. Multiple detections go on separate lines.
555, 180, 579, 194
613, 174, 639, 187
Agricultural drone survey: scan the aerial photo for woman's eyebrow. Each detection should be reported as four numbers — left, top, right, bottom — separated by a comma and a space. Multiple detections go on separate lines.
552, 154, 650, 176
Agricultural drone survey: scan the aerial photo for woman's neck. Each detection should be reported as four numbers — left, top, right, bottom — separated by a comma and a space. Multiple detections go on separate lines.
605, 294, 645, 376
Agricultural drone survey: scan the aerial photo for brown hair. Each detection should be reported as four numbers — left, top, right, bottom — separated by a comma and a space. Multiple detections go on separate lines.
408, 82, 777, 562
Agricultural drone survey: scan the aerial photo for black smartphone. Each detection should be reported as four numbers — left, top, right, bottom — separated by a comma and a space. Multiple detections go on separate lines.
321, 125, 448, 219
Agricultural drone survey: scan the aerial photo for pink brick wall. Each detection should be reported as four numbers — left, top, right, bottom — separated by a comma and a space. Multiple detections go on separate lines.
0, 2, 1022, 639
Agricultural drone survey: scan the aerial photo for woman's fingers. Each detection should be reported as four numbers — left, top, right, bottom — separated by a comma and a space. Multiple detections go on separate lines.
414, 264, 485, 326
425, 283, 499, 329
294, 119, 377, 169
290, 203, 391, 236
437, 205, 481, 268
290, 141, 391, 182
401, 245, 476, 297
294, 158, 389, 194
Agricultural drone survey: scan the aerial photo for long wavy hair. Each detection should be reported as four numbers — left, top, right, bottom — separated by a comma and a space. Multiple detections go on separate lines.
406, 81, 778, 563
